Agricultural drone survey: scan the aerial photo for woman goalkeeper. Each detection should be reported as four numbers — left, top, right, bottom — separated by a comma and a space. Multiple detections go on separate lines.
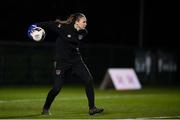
28, 13, 104, 115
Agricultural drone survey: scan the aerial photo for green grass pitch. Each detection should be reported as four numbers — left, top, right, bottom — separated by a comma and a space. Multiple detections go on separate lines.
0, 85, 180, 119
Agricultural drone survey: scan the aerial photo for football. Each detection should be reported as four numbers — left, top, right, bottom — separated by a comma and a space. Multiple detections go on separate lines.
29, 27, 46, 42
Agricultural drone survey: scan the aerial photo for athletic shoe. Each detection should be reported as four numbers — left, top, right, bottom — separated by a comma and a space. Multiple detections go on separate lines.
89, 107, 104, 115
41, 109, 51, 115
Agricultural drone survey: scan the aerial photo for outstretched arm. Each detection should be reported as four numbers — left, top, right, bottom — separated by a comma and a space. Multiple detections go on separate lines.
35, 21, 62, 34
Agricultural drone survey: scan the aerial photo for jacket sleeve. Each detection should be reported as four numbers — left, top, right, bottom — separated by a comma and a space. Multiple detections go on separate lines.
35, 21, 62, 34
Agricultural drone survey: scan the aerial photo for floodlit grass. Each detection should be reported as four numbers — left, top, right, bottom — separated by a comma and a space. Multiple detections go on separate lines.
0, 85, 180, 119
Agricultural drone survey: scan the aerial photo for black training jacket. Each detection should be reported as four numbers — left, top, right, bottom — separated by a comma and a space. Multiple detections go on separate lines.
36, 21, 88, 65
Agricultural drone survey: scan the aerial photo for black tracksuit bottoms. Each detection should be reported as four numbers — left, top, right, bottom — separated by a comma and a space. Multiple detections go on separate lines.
43, 59, 95, 110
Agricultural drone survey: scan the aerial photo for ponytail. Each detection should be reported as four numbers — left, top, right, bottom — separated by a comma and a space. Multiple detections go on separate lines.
55, 13, 85, 25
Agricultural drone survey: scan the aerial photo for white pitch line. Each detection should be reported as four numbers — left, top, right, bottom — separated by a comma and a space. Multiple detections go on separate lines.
1, 96, 180, 119
0, 95, 121, 103
134, 116, 180, 119
1, 116, 180, 120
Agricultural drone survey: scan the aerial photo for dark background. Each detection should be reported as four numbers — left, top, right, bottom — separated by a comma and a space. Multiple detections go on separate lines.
0, 0, 179, 86
0, 0, 178, 47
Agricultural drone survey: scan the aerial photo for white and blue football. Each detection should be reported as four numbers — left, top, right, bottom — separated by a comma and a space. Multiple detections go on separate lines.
28, 26, 46, 42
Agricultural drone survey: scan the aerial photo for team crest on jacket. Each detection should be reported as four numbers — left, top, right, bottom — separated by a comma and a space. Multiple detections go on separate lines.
56, 70, 61, 75
67, 34, 71, 38
78, 35, 83, 40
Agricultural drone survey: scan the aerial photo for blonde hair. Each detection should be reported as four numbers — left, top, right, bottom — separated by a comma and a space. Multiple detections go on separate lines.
55, 13, 86, 25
